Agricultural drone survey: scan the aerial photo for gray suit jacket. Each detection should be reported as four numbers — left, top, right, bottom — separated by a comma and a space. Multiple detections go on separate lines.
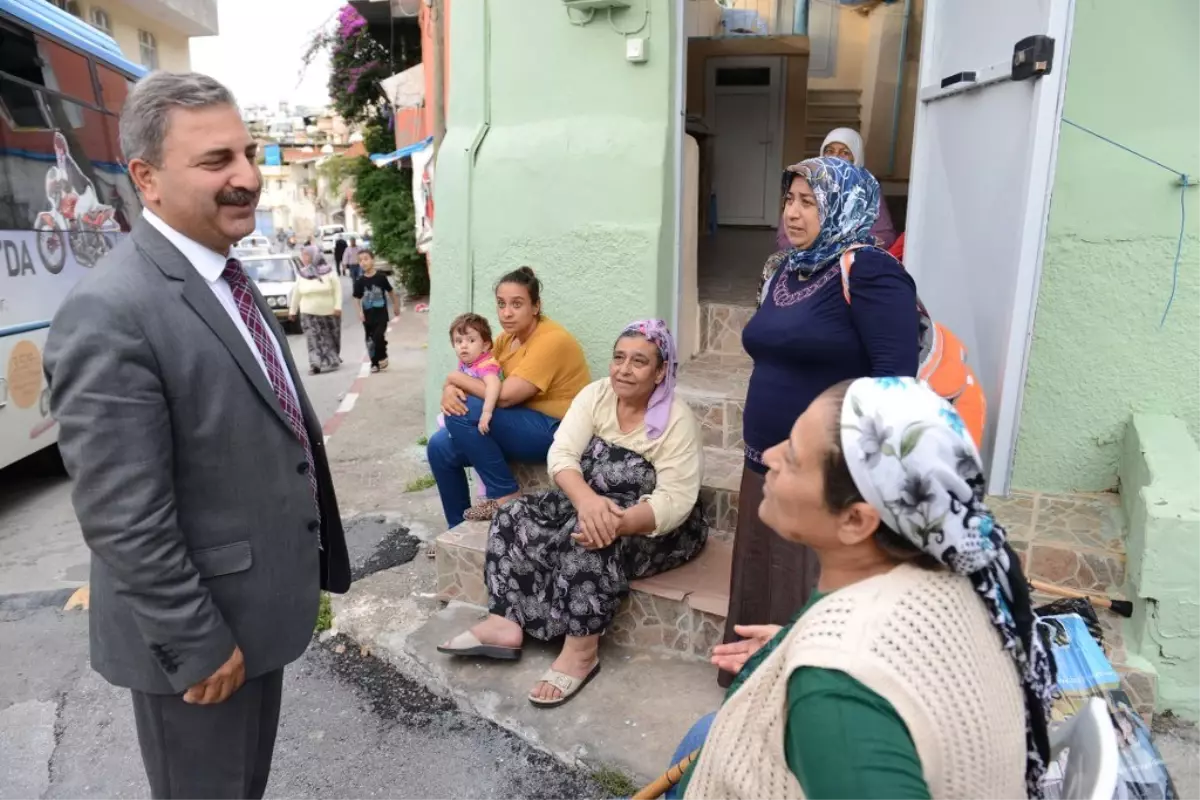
44, 219, 350, 696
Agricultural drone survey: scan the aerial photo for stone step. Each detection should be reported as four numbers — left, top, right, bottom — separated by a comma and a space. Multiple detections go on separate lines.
434, 490, 1157, 715
677, 351, 751, 452
434, 521, 733, 662
699, 301, 756, 356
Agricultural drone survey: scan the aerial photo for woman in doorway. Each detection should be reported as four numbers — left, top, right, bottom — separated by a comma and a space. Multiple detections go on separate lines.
776, 128, 898, 250
720, 156, 920, 687
289, 245, 342, 374
439, 320, 708, 708
427, 267, 591, 526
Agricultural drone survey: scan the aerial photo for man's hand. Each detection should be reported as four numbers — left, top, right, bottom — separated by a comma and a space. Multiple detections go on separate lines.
183, 646, 245, 705
333, 309, 342, 318
288, 314, 297, 322
357, 309, 365, 323
441, 384, 468, 417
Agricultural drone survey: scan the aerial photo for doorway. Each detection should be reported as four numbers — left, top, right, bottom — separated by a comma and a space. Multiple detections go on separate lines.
675, 0, 1076, 494
705, 56, 785, 227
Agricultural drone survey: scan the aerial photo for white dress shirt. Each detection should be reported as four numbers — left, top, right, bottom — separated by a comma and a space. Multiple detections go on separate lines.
143, 210, 300, 403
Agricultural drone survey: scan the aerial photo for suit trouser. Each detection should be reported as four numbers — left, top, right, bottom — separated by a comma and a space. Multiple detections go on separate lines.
130, 668, 284, 800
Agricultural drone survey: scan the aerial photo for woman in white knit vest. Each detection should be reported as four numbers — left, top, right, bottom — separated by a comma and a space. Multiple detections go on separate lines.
677, 377, 1054, 800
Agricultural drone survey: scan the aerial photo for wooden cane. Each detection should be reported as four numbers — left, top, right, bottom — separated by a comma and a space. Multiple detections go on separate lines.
1029, 579, 1133, 618
632, 749, 702, 800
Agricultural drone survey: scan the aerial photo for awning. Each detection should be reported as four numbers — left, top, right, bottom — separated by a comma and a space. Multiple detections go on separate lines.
381, 63, 424, 109
370, 136, 433, 167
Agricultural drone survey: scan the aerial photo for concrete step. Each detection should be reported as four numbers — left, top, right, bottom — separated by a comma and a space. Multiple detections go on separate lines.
807, 88, 862, 105
434, 521, 732, 662
434, 487, 1157, 719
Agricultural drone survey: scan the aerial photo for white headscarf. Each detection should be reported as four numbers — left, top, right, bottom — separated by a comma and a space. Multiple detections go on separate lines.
839, 376, 1055, 798
821, 127, 865, 167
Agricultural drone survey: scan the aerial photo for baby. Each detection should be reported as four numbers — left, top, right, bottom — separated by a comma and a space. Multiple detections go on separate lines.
449, 312, 503, 434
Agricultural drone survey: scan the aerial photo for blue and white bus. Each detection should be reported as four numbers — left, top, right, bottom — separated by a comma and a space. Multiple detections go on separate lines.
0, 0, 145, 469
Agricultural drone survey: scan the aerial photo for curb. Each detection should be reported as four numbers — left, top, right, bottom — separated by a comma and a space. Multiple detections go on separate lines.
322, 317, 400, 442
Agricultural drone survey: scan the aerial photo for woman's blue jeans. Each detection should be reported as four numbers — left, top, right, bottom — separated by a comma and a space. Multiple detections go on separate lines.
426, 395, 559, 526
664, 712, 716, 799
614, 714, 715, 800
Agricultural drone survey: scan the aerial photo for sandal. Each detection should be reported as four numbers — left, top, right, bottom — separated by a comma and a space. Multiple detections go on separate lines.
529, 661, 601, 709
462, 499, 500, 522
436, 631, 521, 661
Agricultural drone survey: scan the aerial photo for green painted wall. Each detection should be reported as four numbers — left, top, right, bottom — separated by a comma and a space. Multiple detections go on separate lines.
1012, 0, 1200, 492
425, 0, 677, 428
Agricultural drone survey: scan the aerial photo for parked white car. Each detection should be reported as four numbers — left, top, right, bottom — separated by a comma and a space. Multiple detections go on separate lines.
242, 253, 301, 333
318, 224, 345, 255
236, 233, 273, 256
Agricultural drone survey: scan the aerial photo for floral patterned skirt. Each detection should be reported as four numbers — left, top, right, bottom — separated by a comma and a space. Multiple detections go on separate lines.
301, 312, 341, 371
485, 437, 708, 641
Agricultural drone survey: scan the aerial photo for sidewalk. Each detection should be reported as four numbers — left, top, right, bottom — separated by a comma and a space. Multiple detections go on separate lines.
323, 310, 721, 785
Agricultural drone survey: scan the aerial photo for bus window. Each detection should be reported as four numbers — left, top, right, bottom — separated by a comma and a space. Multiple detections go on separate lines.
36, 36, 95, 107
0, 26, 47, 128
96, 64, 131, 115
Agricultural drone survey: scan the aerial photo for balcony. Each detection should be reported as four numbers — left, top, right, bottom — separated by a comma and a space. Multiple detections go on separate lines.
121, 0, 219, 37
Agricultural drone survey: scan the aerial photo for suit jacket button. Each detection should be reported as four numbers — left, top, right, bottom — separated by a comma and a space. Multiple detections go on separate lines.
297, 461, 310, 474
308, 520, 319, 532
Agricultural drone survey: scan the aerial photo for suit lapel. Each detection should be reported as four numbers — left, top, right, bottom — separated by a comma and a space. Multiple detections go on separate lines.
179, 268, 293, 431
131, 220, 294, 432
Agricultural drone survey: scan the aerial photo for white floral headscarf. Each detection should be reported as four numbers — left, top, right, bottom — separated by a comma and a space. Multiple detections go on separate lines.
840, 377, 1055, 797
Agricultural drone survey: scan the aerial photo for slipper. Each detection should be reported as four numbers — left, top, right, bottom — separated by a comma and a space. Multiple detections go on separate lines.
528, 661, 601, 709
436, 631, 521, 661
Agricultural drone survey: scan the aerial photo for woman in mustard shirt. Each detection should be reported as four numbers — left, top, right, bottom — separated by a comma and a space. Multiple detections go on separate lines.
428, 267, 590, 526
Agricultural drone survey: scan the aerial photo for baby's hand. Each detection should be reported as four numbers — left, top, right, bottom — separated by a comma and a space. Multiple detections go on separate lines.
478, 411, 492, 435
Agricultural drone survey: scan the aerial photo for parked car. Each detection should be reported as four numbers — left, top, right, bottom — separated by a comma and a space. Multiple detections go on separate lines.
237, 233, 273, 254
317, 224, 345, 255
242, 253, 301, 333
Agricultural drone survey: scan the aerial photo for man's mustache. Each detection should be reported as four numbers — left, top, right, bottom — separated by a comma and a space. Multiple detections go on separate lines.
217, 188, 259, 207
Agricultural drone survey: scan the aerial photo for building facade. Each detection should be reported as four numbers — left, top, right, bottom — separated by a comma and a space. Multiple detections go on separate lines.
47, 0, 218, 70
427, 0, 1199, 719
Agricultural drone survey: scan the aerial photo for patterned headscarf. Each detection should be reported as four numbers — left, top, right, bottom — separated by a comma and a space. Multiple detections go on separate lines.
298, 245, 332, 280
780, 156, 880, 278
839, 377, 1054, 798
616, 319, 678, 440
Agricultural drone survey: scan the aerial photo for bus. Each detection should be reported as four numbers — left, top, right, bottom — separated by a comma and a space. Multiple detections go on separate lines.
0, 0, 145, 470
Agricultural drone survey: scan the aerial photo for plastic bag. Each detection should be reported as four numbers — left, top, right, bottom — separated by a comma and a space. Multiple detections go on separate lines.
1039, 613, 1177, 799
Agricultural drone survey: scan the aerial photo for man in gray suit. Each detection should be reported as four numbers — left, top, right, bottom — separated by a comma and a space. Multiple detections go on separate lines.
44, 72, 351, 799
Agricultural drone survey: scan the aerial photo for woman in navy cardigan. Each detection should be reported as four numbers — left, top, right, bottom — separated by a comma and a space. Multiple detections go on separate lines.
720, 157, 920, 687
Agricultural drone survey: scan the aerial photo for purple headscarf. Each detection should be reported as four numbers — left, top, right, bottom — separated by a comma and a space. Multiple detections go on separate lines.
298, 245, 332, 279
616, 319, 678, 440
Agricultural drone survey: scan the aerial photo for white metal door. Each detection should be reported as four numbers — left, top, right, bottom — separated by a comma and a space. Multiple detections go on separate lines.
905, 0, 1074, 494
707, 57, 785, 226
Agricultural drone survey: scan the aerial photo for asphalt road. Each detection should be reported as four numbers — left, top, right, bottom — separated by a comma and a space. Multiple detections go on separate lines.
0, 596, 599, 799
0, 277, 364, 597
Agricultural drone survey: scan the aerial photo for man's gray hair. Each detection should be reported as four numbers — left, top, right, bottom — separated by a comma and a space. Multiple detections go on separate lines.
119, 71, 238, 166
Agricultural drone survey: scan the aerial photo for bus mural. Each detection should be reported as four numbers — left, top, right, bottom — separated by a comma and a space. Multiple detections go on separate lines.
34, 131, 122, 272
0, 0, 145, 470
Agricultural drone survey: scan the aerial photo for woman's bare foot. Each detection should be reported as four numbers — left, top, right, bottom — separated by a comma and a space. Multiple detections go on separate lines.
441, 614, 523, 650
530, 635, 600, 703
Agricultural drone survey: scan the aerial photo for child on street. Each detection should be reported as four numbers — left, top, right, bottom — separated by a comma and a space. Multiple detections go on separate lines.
352, 250, 401, 372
